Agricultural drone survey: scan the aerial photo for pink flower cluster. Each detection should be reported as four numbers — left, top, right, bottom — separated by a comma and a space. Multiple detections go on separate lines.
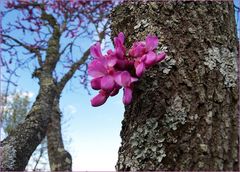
88, 32, 166, 107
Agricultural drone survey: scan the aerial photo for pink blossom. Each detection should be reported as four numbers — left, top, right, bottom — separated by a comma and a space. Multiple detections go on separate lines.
90, 77, 102, 90
88, 32, 166, 107
135, 61, 145, 77
129, 42, 145, 58
91, 90, 109, 107
123, 87, 133, 105
114, 71, 137, 87
129, 35, 166, 77
88, 60, 107, 78
110, 86, 121, 97
101, 75, 115, 91
88, 58, 117, 92
90, 42, 104, 60
113, 32, 125, 59
145, 35, 158, 51
114, 71, 137, 105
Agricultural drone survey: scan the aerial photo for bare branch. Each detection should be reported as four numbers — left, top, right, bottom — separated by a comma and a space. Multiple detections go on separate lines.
57, 48, 90, 92
57, 20, 108, 91
32, 144, 45, 171
2, 34, 43, 67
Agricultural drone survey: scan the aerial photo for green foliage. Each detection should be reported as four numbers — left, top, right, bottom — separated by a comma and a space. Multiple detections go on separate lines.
2, 92, 31, 135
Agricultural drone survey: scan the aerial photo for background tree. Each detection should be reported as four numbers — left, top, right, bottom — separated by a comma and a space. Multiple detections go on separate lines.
111, 1, 239, 170
1, 0, 113, 170
1, 91, 48, 171
2, 92, 31, 135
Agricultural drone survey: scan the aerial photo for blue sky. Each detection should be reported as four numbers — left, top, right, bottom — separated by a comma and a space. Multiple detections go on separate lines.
1, 0, 240, 171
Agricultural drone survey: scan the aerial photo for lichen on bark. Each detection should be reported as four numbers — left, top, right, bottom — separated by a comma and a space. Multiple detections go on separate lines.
47, 96, 72, 171
0, 144, 16, 169
1, 85, 56, 170
204, 46, 238, 87
111, 1, 239, 171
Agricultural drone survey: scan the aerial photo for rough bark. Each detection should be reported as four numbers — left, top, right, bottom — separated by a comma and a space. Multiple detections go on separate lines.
47, 96, 72, 171
0, 12, 65, 170
111, 1, 239, 171
0, 75, 56, 170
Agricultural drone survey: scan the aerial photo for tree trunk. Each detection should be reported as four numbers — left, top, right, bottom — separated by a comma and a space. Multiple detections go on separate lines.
47, 96, 72, 171
111, 1, 239, 171
0, 76, 56, 171
0, 10, 71, 171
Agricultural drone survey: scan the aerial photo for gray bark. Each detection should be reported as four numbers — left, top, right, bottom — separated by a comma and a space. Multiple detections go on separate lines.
1, 75, 56, 170
111, 1, 239, 171
47, 96, 72, 171
0, 11, 70, 170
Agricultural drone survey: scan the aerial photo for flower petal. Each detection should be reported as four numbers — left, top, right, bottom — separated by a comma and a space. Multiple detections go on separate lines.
107, 49, 113, 55
90, 77, 102, 90
123, 87, 132, 105
144, 51, 156, 66
115, 59, 126, 69
90, 42, 103, 59
101, 75, 115, 91
114, 33, 126, 59
145, 35, 158, 51
110, 86, 121, 97
114, 71, 131, 87
114, 72, 123, 86
106, 56, 117, 67
120, 71, 131, 87
91, 90, 109, 107
129, 42, 145, 57
131, 77, 138, 83
118, 32, 124, 44
88, 60, 107, 78
156, 52, 166, 62
115, 47, 124, 59
136, 62, 145, 77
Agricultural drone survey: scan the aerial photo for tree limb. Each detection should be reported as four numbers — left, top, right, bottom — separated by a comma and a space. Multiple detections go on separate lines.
57, 27, 107, 91
57, 48, 90, 92
2, 34, 43, 67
